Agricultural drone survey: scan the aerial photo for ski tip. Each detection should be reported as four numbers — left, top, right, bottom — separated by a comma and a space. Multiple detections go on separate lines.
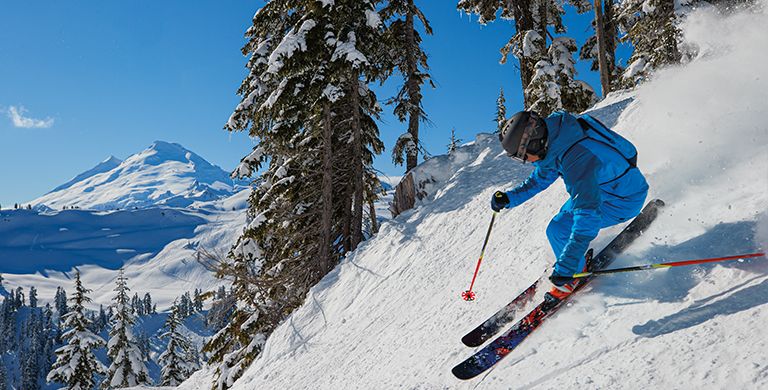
461, 335, 483, 348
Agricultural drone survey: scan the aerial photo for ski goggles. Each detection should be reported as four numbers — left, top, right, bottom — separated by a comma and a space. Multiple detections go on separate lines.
508, 129, 533, 163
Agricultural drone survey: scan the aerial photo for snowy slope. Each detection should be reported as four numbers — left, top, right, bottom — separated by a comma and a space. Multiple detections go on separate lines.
49, 155, 123, 194
177, 4, 768, 389
0, 193, 247, 310
32, 141, 242, 210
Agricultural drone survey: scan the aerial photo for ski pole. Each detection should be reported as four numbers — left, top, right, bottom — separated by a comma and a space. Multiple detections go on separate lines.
571, 252, 766, 278
462, 212, 498, 301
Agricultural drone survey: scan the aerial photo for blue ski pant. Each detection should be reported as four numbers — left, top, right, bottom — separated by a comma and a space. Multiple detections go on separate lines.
547, 193, 647, 275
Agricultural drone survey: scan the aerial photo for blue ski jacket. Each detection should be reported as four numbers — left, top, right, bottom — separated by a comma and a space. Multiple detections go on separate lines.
503, 111, 649, 274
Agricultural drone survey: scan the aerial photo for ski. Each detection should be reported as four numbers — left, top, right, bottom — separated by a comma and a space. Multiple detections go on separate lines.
452, 199, 665, 380
461, 279, 539, 347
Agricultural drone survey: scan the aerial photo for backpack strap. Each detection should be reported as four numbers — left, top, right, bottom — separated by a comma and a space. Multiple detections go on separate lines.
577, 116, 637, 168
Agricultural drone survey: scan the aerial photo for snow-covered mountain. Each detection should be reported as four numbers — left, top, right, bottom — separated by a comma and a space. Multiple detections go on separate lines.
0, 141, 256, 311
174, 4, 768, 389
33, 141, 242, 210
49, 155, 123, 193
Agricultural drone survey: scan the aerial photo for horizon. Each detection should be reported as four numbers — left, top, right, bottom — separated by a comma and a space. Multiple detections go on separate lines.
0, 1, 622, 206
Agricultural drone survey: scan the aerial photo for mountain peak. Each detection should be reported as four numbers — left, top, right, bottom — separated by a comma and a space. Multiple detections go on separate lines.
35, 142, 237, 210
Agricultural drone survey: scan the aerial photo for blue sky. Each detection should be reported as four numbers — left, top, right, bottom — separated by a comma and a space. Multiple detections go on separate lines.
0, 1, 627, 207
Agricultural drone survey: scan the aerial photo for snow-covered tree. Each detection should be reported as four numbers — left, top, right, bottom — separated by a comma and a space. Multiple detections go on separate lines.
54, 287, 68, 317
526, 37, 597, 115
495, 87, 507, 133
382, 0, 434, 172
103, 269, 150, 389
458, 0, 594, 110
211, 1, 387, 388
616, 0, 697, 85
21, 344, 41, 390
193, 289, 204, 312
579, 0, 621, 93
143, 293, 154, 315
29, 286, 38, 308
159, 303, 199, 386
47, 271, 106, 390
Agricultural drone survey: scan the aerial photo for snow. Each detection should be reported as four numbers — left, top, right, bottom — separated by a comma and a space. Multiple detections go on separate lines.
172, 3, 767, 389
321, 84, 344, 102
331, 32, 369, 68
365, 9, 382, 29
266, 20, 316, 74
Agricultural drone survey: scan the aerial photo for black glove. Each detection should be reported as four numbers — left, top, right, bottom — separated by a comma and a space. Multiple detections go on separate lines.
490, 191, 509, 212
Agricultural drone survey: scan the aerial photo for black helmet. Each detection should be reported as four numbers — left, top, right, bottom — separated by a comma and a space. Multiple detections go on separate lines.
499, 111, 548, 163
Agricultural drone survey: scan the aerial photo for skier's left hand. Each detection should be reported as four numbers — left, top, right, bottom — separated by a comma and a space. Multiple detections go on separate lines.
490, 191, 509, 212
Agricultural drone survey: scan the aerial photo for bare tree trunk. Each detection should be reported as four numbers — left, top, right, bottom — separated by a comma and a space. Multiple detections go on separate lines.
320, 101, 334, 271
594, 0, 611, 96
350, 79, 364, 250
405, 0, 421, 172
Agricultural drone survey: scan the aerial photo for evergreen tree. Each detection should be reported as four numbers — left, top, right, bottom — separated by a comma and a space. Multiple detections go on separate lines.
159, 303, 198, 386
21, 345, 41, 390
447, 128, 462, 154
97, 304, 108, 332
47, 271, 106, 390
616, 0, 695, 85
54, 287, 68, 317
42, 304, 58, 368
178, 293, 191, 319
193, 289, 204, 312
526, 37, 597, 115
15, 287, 24, 308
143, 293, 153, 316
495, 87, 506, 133
458, 0, 594, 111
131, 293, 145, 317
382, 0, 434, 172
212, 1, 387, 388
103, 269, 150, 389
29, 286, 37, 308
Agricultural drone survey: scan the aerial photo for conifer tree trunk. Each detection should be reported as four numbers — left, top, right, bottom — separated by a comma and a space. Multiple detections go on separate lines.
594, 0, 612, 95
369, 200, 379, 234
507, 0, 536, 107
405, 0, 421, 172
350, 78, 364, 250
342, 183, 352, 253
320, 101, 334, 270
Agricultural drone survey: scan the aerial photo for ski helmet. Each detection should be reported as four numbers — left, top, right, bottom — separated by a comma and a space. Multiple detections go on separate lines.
499, 111, 548, 163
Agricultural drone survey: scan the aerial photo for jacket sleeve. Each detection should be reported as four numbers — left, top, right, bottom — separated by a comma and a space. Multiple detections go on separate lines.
505, 166, 559, 209
554, 146, 603, 275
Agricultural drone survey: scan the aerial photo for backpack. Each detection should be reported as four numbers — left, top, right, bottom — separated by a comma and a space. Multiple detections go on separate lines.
576, 115, 638, 167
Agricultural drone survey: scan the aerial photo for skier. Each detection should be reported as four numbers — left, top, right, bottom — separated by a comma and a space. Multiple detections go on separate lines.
491, 111, 649, 299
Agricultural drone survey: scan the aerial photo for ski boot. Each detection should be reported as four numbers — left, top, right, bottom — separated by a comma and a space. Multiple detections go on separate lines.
545, 248, 594, 302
